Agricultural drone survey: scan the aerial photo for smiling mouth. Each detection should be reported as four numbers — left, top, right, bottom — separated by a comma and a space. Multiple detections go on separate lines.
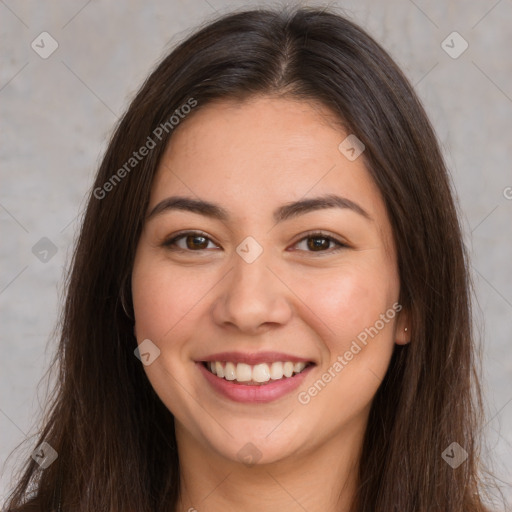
202, 360, 314, 386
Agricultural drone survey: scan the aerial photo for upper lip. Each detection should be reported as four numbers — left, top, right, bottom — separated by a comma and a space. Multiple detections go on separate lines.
197, 351, 315, 365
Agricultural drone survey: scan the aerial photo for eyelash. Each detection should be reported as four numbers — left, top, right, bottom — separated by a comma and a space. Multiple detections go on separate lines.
162, 230, 348, 255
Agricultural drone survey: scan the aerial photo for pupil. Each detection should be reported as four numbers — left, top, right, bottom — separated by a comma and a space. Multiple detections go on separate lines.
308, 237, 328, 251
187, 235, 207, 250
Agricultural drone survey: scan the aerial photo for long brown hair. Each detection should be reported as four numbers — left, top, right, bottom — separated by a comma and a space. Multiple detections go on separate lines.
4, 6, 500, 511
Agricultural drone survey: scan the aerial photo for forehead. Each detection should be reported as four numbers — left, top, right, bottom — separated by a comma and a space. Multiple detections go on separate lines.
150, 95, 385, 228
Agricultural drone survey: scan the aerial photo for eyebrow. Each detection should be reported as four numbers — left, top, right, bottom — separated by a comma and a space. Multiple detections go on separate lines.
146, 193, 372, 223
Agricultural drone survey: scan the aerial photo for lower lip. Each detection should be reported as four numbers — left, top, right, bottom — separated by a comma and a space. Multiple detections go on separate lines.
197, 362, 314, 403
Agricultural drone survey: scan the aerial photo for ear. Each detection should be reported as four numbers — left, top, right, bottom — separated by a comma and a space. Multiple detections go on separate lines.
395, 307, 411, 345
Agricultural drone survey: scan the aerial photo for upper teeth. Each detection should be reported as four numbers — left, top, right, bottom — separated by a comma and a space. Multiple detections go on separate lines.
207, 361, 308, 383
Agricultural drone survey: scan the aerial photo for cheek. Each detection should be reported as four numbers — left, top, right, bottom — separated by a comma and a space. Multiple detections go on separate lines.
295, 263, 399, 421
131, 257, 207, 414
296, 256, 400, 363
131, 258, 206, 343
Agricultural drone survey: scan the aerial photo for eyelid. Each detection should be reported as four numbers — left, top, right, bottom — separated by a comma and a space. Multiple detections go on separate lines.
291, 229, 348, 247
162, 230, 349, 253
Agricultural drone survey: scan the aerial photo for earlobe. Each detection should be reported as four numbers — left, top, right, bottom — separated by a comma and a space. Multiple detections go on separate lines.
395, 311, 411, 345
396, 326, 411, 345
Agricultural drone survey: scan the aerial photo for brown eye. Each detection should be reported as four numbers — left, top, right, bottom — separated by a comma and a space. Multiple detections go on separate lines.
185, 234, 209, 250
294, 233, 346, 253
164, 231, 218, 251
307, 236, 331, 251
163, 231, 347, 254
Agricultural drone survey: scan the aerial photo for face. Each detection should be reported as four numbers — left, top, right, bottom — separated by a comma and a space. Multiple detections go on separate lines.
131, 96, 409, 467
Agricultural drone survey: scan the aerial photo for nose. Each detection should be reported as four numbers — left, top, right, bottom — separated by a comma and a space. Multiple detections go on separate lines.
211, 250, 293, 334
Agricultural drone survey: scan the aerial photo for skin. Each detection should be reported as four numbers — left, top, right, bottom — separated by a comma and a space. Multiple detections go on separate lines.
131, 96, 410, 512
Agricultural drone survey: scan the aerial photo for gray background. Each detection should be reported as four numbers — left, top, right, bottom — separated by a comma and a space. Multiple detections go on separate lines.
1, 0, 511, 508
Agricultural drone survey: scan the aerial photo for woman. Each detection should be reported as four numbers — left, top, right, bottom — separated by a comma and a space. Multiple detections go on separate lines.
4, 6, 501, 511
